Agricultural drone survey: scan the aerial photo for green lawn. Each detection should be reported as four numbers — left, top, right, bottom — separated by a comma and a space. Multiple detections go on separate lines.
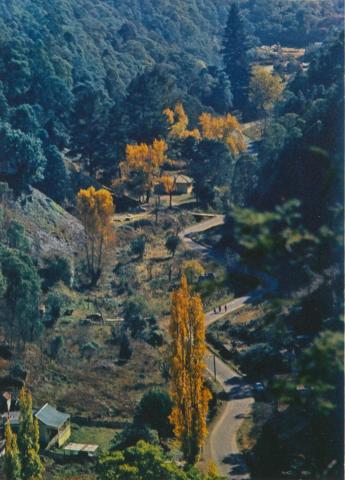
70, 425, 119, 451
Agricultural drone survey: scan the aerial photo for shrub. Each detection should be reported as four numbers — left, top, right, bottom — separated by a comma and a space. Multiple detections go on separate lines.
119, 333, 132, 361
165, 234, 180, 257
134, 389, 173, 438
45, 290, 70, 323
111, 423, 159, 451
130, 235, 146, 259
40, 254, 72, 289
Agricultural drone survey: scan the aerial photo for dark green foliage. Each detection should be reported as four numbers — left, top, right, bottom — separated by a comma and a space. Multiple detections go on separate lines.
134, 389, 173, 439
40, 145, 70, 204
222, 3, 250, 109
45, 291, 69, 324
39, 254, 72, 290
253, 332, 344, 480
69, 83, 110, 173
122, 296, 153, 338
188, 139, 234, 207
165, 234, 180, 257
255, 34, 344, 229
0, 248, 41, 347
188, 66, 233, 115
224, 200, 318, 272
111, 423, 159, 451
7, 220, 31, 252
0, 123, 46, 192
240, 0, 343, 47
239, 343, 284, 380
118, 65, 175, 145
119, 332, 133, 361
130, 235, 147, 260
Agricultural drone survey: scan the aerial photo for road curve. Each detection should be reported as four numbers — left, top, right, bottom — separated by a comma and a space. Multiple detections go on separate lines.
180, 215, 254, 479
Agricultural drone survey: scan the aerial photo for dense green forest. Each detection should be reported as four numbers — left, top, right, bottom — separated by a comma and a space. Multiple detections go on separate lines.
0, 1, 343, 479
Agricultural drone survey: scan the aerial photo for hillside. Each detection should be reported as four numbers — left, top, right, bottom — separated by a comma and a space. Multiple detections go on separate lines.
0, 2, 343, 480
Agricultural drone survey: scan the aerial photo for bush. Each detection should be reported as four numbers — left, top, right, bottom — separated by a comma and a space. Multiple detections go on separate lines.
45, 290, 70, 323
111, 423, 159, 451
130, 235, 147, 259
123, 296, 155, 338
165, 234, 180, 257
40, 254, 72, 289
119, 332, 132, 361
134, 389, 173, 439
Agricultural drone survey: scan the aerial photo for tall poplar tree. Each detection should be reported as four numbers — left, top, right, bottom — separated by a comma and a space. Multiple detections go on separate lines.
18, 388, 44, 480
222, 2, 250, 110
169, 275, 211, 464
4, 421, 21, 480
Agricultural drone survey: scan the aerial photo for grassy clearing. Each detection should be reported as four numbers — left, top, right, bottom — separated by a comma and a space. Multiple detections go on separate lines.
70, 425, 119, 451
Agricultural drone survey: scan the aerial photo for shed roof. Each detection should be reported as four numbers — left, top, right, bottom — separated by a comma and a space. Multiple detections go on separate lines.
35, 403, 70, 429
174, 174, 193, 184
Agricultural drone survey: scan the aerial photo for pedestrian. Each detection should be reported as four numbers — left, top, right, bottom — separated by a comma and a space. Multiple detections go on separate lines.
225, 305, 227, 312
214, 307, 216, 314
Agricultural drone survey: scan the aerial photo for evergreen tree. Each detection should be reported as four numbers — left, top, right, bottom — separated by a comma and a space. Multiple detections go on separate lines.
18, 388, 44, 480
4, 421, 22, 480
41, 145, 69, 204
221, 3, 251, 110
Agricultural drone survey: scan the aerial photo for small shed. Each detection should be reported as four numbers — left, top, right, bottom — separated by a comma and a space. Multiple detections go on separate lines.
173, 175, 193, 194
35, 403, 71, 448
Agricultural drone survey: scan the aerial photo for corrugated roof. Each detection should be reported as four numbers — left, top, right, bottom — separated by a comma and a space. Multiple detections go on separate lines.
35, 403, 70, 428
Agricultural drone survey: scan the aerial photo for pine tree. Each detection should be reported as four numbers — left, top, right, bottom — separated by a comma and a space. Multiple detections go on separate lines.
222, 2, 250, 109
4, 421, 22, 480
169, 275, 211, 464
18, 388, 44, 480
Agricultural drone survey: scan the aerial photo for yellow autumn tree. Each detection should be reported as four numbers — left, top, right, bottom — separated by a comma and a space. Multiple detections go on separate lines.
18, 388, 44, 480
169, 275, 211, 464
199, 112, 247, 156
249, 66, 284, 115
77, 186, 115, 285
160, 174, 175, 208
4, 421, 21, 480
163, 104, 201, 140
123, 139, 168, 202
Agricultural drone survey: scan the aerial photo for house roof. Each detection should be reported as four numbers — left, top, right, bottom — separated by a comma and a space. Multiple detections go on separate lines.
174, 174, 193, 184
35, 403, 70, 429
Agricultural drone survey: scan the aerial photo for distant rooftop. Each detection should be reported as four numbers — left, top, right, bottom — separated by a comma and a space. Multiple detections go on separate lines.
35, 403, 70, 429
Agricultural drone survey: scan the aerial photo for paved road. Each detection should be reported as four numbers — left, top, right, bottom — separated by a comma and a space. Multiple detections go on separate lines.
204, 305, 254, 479
180, 216, 254, 479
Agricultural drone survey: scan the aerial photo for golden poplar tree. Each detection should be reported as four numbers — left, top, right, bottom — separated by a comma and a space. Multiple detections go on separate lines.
169, 275, 211, 464
77, 186, 115, 285
249, 66, 283, 115
123, 139, 168, 202
4, 421, 21, 480
18, 388, 44, 480
199, 112, 247, 155
163, 104, 201, 140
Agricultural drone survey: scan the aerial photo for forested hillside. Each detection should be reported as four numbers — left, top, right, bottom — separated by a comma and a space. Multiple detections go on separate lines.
0, 1, 343, 480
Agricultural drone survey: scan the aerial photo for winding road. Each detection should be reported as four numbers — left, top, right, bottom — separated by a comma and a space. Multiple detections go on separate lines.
180, 215, 257, 479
